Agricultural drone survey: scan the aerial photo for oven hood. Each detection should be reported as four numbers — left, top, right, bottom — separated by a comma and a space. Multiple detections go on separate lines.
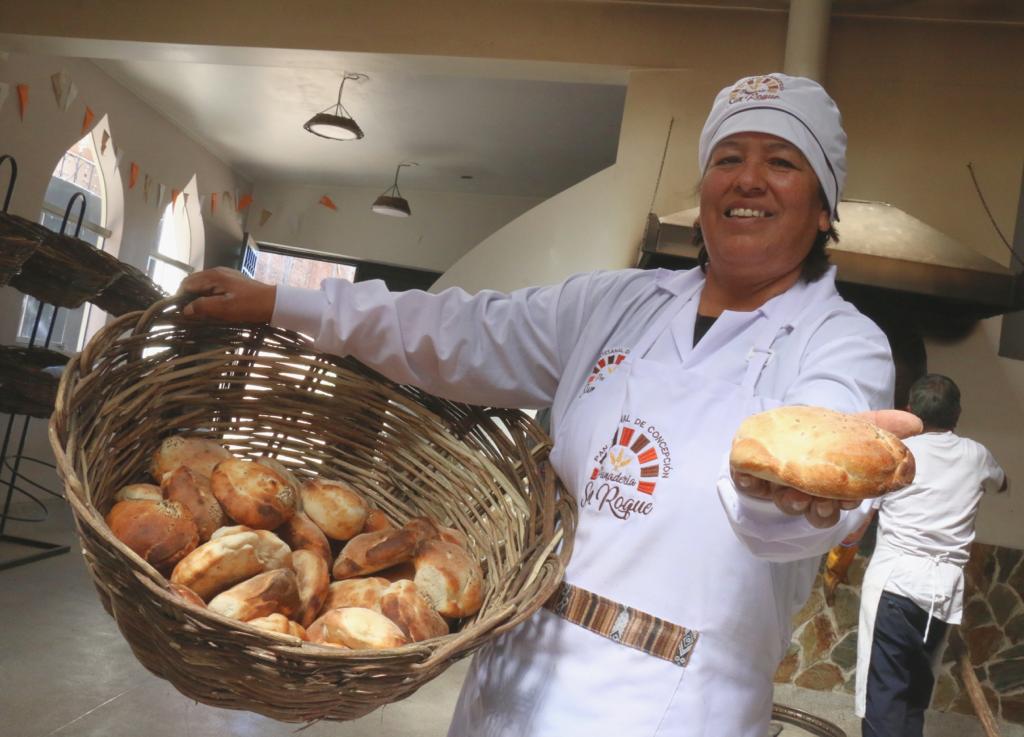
639, 200, 1024, 327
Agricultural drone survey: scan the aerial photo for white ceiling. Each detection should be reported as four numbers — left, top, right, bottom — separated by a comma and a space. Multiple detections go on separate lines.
93, 54, 629, 199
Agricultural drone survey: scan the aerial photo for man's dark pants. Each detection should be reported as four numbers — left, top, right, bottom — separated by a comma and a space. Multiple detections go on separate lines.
862, 591, 949, 737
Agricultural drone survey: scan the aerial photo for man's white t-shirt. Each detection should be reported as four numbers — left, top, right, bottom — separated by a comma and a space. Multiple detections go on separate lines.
873, 430, 1005, 622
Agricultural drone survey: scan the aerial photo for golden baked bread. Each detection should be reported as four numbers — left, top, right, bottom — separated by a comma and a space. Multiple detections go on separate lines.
276, 512, 332, 566
291, 549, 330, 628
299, 478, 369, 540
306, 607, 410, 649
729, 405, 915, 500
377, 561, 417, 583
361, 508, 396, 533
169, 529, 266, 600
168, 583, 206, 608
413, 539, 484, 618
208, 526, 292, 569
210, 459, 297, 529
112, 483, 163, 503
207, 568, 301, 622
321, 577, 390, 614
254, 457, 304, 511
403, 516, 441, 545
105, 499, 198, 572
332, 527, 420, 580
246, 613, 307, 640
161, 465, 227, 542
151, 436, 233, 480
380, 580, 450, 642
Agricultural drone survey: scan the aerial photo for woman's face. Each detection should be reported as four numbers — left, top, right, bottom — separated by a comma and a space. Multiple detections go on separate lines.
699, 132, 830, 286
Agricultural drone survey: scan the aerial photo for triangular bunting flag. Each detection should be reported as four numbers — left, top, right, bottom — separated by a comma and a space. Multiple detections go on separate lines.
62, 82, 78, 112
319, 195, 337, 210
115, 146, 126, 169
101, 129, 110, 155
158, 183, 167, 209
222, 191, 232, 205
258, 209, 272, 227
129, 162, 139, 189
237, 194, 253, 212
0, 84, 9, 115
50, 71, 72, 110
211, 192, 219, 214
199, 193, 209, 213
171, 189, 180, 211
144, 175, 152, 203
81, 106, 94, 134
16, 84, 28, 121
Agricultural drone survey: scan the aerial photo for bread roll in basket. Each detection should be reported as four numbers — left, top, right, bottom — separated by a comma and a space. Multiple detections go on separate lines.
48, 296, 576, 722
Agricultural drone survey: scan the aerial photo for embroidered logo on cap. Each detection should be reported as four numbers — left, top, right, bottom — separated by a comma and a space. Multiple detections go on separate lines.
728, 75, 784, 104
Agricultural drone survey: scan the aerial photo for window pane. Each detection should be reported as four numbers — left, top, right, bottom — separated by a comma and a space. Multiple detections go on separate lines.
254, 251, 355, 290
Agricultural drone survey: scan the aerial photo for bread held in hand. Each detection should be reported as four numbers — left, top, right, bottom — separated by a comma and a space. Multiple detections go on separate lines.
729, 405, 915, 500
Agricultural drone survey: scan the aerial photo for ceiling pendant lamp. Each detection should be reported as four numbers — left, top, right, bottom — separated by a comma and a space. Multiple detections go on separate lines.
372, 162, 419, 217
303, 72, 367, 141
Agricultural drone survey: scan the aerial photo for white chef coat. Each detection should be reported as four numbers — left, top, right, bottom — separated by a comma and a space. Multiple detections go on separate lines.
854, 431, 1005, 716
273, 265, 895, 737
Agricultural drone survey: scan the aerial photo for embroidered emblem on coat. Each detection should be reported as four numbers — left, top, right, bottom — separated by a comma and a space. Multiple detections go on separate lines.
581, 348, 629, 395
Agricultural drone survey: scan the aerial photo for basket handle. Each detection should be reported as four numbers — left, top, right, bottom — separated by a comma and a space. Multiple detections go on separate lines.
130, 292, 196, 337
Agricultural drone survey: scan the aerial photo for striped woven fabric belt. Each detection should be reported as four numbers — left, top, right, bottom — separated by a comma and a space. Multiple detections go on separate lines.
543, 581, 699, 668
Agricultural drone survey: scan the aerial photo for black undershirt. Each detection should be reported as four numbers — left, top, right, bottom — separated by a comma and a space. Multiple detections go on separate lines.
693, 313, 718, 346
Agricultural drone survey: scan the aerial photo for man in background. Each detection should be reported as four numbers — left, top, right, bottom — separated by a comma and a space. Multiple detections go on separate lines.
848, 373, 1007, 737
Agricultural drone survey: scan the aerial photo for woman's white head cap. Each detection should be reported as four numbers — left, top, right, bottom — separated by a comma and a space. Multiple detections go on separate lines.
698, 73, 847, 221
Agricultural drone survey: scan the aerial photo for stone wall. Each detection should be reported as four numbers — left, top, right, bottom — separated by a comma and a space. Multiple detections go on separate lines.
774, 537, 1024, 725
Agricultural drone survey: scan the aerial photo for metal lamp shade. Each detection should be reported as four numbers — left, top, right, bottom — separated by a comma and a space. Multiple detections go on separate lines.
303, 112, 364, 141
371, 195, 411, 217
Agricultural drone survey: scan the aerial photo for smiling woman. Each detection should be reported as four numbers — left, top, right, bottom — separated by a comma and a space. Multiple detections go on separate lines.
177, 73, 905, 737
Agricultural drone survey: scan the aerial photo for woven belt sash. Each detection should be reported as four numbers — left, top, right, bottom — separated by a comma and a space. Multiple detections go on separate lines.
543, 582, 699, 668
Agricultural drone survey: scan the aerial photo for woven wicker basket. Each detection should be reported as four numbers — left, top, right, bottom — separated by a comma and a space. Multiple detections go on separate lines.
49, 297, 576, 722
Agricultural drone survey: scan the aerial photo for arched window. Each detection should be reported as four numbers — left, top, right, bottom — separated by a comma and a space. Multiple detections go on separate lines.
147, 176, 201, 295
149, 199, 192, 294
17, 133, 110, 351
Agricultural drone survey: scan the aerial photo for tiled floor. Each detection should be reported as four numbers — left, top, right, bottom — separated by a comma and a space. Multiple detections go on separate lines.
2, 486, 1021, 737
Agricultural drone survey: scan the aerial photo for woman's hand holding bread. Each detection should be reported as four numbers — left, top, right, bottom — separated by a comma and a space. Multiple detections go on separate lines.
730, 406, 921, 528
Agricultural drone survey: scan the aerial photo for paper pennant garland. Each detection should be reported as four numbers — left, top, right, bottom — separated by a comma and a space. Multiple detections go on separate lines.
144, 175, 152, 203
319, 195, 337, 210
81, 106, 94, 134
115, 146, 126, 169
211, 191, 218, 214
222, 191, 233, 205
129, 162, 139, 189
16, 84, 28, 120
50, 71, 73, 110
101, 129, 110, 155
157, 183, 167, 209
171, 188, 180, 211
0, 84, 8, 115
237, 194, 253, 212
62, 82, 78, 112
258, 209, 272, 227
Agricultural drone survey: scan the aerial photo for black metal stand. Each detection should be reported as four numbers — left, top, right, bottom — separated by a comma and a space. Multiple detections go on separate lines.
0, 155, 79, 570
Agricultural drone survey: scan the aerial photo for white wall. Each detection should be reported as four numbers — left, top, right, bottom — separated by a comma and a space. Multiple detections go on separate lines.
248, 182, 539, 273
0, 52, 249, 347
0, 51, 249, 467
